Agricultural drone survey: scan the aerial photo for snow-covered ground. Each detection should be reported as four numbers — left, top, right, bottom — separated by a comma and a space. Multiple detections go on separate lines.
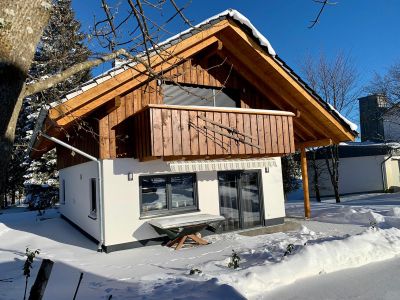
2, 193, 400, 299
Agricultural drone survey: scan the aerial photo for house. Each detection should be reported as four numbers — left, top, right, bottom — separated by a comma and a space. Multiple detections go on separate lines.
359, 94, 400, 142
309, 142, 400, 197
308, 94, 400, 197
29, 9, 356, 252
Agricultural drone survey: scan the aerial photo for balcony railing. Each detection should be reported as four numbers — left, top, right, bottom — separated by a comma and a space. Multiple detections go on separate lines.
131, 104, 295, 160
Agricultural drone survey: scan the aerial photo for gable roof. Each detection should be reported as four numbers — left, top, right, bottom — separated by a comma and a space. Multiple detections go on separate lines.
30, 9, 357, 156
48, 9, 276, 109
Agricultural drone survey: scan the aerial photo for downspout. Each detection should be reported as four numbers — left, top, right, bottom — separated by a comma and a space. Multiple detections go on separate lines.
39, 132, 105, 252
381, 153, 393, 192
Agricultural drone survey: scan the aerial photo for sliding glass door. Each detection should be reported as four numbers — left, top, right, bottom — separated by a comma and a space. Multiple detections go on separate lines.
218, 172, 240, 231
218, 170, 263, 231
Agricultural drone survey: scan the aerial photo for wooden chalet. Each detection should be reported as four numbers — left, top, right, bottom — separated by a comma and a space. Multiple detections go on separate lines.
30, 9, 356, 252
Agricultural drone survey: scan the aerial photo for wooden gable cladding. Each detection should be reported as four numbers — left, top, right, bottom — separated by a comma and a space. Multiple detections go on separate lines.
33, 17, 356, 165
99, 81, 163, 159
50, 34, 224, 125
99, 54, 281, 159
129, 104, 295, 161
56, 119, 100, 169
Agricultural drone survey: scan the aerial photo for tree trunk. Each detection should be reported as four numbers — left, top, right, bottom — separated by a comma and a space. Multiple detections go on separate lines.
0, 0, 51, 194
314, 174, 321, 202
311, 152, 322, 202
333, 182, 340, 203
324, 145, 341, 203
11, 187, 15, 205
1, 172, 8, 209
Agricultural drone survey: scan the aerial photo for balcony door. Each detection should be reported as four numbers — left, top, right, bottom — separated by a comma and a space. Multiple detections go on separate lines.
218, 170, 263, 231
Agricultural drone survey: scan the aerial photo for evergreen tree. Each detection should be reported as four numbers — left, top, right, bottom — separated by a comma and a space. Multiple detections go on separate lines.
281, 153, 301, 199
4, 0, 91, 206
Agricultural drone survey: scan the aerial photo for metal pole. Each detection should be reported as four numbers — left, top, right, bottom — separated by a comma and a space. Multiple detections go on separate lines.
39, 132, 105, 251
40, 133, 97, 161
72, 272, 83, 300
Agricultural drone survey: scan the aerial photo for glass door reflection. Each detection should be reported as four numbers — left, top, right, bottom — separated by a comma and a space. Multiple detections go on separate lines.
218, 170, 262, 231
218, 172, 240, 231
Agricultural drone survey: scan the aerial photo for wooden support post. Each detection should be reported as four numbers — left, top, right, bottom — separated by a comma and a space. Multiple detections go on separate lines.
28, 259, 54, 300
301, 147, 311, 219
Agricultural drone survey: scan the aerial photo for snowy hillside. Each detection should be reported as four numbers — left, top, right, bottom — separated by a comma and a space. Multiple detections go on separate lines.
2, 193, 400, 299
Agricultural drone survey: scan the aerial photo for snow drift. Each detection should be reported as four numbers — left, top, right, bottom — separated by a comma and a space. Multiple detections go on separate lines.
216, 227, 400, 298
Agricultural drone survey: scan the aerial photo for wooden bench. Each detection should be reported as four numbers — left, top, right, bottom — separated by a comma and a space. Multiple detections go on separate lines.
148, 214, 225, 250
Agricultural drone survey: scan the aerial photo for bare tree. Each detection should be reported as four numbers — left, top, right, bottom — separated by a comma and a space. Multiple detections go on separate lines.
0, 1, 125, 194
302, 52, 359, 202
309, 150, 323, 202
367, 62, 400, 103
0, 0, 52, 196
0, 0, 205, 195
364, 62, 400, 145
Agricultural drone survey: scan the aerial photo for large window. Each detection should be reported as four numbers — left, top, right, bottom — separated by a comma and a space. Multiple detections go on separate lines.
139, 173, 197, 216
162, 83, 239, 108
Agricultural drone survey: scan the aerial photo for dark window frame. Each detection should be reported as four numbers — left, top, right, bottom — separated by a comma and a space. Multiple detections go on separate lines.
161, 82, 240, 108
139, 173, 199, 218
90, 178, 97, 215
217, 169, 264, 231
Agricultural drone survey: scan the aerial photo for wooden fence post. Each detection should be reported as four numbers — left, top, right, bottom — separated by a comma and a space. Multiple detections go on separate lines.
28, 259, 54, 300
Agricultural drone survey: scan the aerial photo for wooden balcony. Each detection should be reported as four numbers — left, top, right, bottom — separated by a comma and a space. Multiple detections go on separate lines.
131, 104, 295, 161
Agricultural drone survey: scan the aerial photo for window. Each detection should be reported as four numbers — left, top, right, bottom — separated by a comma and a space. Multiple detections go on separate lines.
90, 178, 97, 214
139, 173, 197, 216
61, 179, 66, 204
162, 83, 239, 108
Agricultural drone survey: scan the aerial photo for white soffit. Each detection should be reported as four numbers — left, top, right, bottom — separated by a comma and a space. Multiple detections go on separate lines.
168, 158, 277, 172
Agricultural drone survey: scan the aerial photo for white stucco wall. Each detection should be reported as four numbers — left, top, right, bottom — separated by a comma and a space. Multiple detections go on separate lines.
384, 156, 400, 191
308, 155, 394, 197
101, 158, 285, 246
59, 161, 100, 240
262, 159, 285, 220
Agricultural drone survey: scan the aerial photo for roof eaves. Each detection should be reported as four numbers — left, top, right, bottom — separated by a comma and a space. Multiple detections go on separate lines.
49, 9, 276, 108
272, 55, 358, 136
47, 9, 356, 139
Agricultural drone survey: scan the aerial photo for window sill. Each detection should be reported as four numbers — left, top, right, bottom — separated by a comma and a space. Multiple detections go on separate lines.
140, 208, 200, 220
88, 212, 97, 220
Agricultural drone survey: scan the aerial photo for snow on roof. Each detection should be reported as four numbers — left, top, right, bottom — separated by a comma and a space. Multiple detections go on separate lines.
160, 9, 276, 56
327, 103, 358, 131
311, 141, 400, 159
340, 141, 400, 149
49, 9, 276, 108
47, 9, 357, 135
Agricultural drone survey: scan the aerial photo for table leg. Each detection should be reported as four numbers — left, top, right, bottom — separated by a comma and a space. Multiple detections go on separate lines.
166, 237, 180, 247
188, 234, 209, 245
175, 236, 188, 250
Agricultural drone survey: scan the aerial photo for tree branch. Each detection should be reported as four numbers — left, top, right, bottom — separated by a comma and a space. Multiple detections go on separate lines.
169, 0, 194, 28
308, 0, 337, 29
23, 49, 136, 98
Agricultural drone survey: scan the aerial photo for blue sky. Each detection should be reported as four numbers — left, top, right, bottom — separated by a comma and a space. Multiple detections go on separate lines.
72, 0, 400, 125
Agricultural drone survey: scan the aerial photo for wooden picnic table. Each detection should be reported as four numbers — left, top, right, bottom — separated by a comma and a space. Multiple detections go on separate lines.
148, 214, 225, 250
